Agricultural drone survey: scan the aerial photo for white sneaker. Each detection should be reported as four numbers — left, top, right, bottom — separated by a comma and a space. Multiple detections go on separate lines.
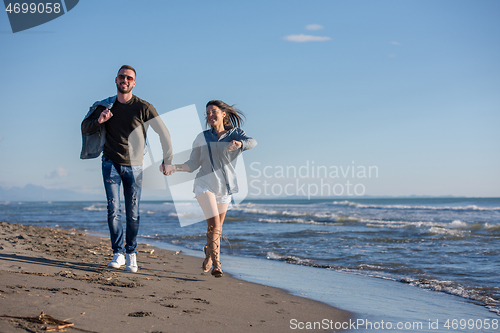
126, 253, 138, 272
108, 253, 125, 268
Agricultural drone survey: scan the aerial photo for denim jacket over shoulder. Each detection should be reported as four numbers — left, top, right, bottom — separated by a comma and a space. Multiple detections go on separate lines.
80, 96, 116, 159
186, 127, 257, 195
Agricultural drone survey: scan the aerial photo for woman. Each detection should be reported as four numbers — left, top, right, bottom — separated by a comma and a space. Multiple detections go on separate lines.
171, 100, 256, 277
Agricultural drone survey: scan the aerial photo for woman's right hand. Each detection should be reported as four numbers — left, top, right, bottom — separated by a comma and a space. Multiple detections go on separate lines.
227, 140, 242, 151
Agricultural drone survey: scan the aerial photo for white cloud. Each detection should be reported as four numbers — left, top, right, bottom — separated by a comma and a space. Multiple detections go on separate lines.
391, 41, 401, 45
305, 24, 324, 31
388, 53, 397, 58
45, 167, 69, 179
284, 34, 331, 43
0, 136, 3, 141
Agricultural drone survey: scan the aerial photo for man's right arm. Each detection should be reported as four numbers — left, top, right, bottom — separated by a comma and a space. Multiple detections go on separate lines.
81, 106, 112, 133
81, 106, 103, 134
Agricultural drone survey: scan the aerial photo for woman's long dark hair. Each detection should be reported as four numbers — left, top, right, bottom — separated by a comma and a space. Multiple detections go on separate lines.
206, 100, 245, 129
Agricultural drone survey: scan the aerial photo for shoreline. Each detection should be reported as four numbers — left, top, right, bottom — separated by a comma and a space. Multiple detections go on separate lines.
0, 221, 351, 333
139, 238, 500, 333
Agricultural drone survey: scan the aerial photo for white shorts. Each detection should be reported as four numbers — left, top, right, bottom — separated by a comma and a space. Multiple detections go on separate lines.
194, 186, 232, 204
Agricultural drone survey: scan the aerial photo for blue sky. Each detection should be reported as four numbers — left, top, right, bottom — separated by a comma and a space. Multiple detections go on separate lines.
0, 0, 499, 199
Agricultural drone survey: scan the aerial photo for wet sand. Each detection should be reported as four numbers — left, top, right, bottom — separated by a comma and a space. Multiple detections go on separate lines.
0, 221, 350, 332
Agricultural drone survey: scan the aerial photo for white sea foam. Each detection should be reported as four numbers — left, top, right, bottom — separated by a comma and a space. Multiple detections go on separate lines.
83, 204, 106, 211
232, 206, 281, 215
332, 200, 500, 211
448, 220, 468, 229
358, 264, 385, 271
258, 218, 336, 226
175, 212, 204, 219
362, 219, 444, 229
234, 204, 358, 223
266, 251, 311, 265
258, 218, 305, 224
366, 223, 407, 229
360, 218, 500, 233
266, 251, 281, 260
333, 200, 358, 207
485, 223, 500, 231
403, 278, 500, 314
428, 227, 469, 237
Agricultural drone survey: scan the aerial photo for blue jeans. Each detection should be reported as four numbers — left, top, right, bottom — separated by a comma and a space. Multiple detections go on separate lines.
102, 158, 143, 254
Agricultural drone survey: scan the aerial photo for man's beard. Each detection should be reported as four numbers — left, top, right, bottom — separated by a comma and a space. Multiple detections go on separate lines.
117, 83, 133, 94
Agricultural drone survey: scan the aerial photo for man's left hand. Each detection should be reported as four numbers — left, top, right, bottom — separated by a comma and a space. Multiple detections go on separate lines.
160, 163, 176, 176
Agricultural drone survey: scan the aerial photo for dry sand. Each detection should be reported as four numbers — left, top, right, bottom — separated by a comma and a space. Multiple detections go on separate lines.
0, 222, 350, 333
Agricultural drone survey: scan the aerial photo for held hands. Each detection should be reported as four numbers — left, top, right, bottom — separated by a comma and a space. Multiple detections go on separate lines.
98, 108, 113, 124
227, 140, 242, 151
160, 163, 176, 176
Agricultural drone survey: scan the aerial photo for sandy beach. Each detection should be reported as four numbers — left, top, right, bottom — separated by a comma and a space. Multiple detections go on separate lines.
0, 221, 350, 333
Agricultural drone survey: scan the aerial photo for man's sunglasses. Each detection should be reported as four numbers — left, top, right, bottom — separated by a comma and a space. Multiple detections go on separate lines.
117, 74, 135, 82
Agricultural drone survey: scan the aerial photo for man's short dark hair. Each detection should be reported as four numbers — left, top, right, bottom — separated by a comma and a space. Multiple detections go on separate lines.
118, 65, 136, 77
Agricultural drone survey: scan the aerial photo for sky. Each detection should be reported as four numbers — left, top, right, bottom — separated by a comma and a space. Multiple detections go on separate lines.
0, 0, 499, 199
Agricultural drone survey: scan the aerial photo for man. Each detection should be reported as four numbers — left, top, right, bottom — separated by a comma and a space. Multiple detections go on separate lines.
81, 65, 175, 272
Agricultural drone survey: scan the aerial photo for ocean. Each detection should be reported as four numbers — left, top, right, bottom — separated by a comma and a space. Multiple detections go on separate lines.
1, 197, 499, 320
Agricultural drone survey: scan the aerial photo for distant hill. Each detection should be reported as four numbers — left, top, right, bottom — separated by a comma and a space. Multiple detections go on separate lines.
0, 184, 103, 201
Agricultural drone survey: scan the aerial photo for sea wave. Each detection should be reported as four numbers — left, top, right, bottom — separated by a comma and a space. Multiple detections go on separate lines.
363, 219, 443, 229
360, 218, 500, 235
266, 251, 315, 266
258, 218, 340, 226
427, 226, 469, 237
401, 277, 500, 315
485, 223, 500, 233
83, 204, 106, 212
332, 200, 500, 212
233, 204, 359, 222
